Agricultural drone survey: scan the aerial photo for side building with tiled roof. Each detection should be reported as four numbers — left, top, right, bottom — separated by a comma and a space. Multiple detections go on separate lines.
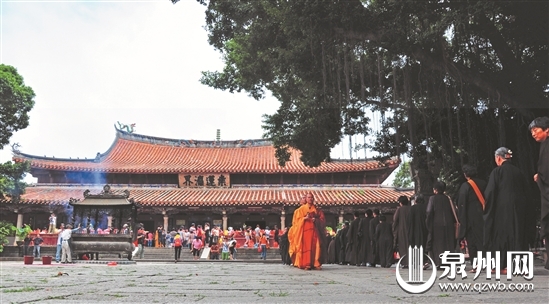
2, 128, 413, 232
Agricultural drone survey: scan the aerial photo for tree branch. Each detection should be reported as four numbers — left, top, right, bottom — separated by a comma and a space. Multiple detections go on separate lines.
409, 45, 545, 118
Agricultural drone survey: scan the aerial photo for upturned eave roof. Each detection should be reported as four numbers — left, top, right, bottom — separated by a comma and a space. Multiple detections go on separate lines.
12, 129, 400, 175
0, 185, 414, 208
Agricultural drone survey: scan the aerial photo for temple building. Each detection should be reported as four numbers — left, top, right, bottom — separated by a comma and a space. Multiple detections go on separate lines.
1, 128, 413, 232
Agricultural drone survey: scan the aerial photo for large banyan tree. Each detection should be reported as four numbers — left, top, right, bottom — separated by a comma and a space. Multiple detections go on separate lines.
172, 1, 548, 198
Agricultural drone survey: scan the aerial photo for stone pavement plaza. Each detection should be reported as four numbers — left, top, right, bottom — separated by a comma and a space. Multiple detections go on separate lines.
0, 261, 547, 304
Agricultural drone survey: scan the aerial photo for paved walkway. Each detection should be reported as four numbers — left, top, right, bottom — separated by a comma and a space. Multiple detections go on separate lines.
0, 260, 547, 303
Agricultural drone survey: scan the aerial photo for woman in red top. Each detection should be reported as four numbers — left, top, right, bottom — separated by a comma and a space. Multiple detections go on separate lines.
192, 236, 203, 260
259, 233, 268, 260
147, 232, 153, 247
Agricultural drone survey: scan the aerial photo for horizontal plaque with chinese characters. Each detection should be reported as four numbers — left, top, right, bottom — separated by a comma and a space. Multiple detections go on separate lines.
178, 173, 230, 188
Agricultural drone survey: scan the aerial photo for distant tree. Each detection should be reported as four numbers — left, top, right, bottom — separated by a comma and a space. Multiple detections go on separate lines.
393, 162, 413, 189
0, 161, 30, 202
0, 64, 35, 148
0, 64, 34, 200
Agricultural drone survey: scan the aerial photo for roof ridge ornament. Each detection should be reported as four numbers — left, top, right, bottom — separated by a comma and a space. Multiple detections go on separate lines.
10, 142, 21, 154
115, 121, 136, 133
102, 184, 112, 194
80, 185, 131, 200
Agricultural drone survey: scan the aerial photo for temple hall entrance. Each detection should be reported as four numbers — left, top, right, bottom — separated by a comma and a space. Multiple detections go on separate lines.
141, 220, 155, 233
245, 221, 266, 229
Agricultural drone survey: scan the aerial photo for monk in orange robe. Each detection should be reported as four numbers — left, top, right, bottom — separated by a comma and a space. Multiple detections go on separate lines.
289, 193, 326, 270
154, 230, 160, 248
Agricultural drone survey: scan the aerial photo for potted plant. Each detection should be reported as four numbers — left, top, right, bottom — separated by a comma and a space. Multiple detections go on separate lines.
16, 224, 32, 242
0, 221, 16, 253
16, 224, 32, 258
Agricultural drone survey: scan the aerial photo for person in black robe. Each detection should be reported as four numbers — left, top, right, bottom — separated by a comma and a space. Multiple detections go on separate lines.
345, 212, 361, 265
321, 229, 330, 265
273, 225, 280, 246
358, 209, 373, 266
327, 234, 336, 264
457, 164, 487, 266
408, 194, 428, 252
529, 117, 549, 270
426, 181, 456, 267
336, 222, 349, 265
368, 209, 380, 266
484, 147, 530, 272
279, 227, 291, 265
393, 196, 412, 267
375, 215, 394, 268
333, 226, 342, 265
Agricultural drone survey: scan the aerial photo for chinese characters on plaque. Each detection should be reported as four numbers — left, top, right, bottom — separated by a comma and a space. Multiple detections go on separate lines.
178, 173, 229, 188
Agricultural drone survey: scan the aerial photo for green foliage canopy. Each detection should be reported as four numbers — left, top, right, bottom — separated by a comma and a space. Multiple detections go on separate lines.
175, 1, 548, 195
0, 221, 16, 252
0, 161, 30, 201
393, 161, 412, 189
0, 64, 35, 148
0, 64, 34, 200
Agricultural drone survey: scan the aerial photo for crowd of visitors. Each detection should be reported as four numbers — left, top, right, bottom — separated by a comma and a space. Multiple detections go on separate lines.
23, 218, 284, 262
165, 223, 277, 262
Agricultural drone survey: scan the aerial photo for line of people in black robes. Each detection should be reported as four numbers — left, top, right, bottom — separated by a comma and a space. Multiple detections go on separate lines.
326, 196, 429, 269
278, 147, 541, 271
391, 153, 538, 272
321, 209, 395, 268
279, 190, 467, 269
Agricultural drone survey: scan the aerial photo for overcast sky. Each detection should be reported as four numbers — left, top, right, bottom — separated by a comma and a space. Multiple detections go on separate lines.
0, 0, 394, 184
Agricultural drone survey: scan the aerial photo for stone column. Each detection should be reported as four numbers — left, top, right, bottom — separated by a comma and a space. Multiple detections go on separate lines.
222, 210, 228, 231
14, 211, 23, 245
280, 210, 286, 230
338, 210, 344, 224
16, 212, 23, 229
163, 216, 169, 230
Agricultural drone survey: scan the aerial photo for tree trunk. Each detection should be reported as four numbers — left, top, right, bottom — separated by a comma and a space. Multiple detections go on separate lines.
497, 108, 506, 147
404, 66, 434, 195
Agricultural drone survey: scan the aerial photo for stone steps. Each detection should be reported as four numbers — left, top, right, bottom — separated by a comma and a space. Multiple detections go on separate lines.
137, 247, 282, 261
0, 246, 285, 262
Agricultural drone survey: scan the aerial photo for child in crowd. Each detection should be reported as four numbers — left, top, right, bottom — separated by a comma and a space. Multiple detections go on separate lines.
210, 242, 220, 260
147, 231, 153, 247
221, 237, 230, 260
